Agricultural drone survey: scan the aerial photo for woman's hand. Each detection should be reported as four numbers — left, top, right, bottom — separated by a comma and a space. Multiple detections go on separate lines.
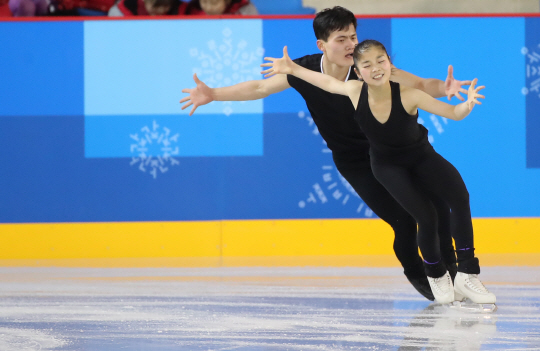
260, 46, 295, 78
466, 78, 485, 111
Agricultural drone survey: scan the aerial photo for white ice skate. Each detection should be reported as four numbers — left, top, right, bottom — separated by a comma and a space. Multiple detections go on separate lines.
452, 272, 497, 313
427, 271, 454, 304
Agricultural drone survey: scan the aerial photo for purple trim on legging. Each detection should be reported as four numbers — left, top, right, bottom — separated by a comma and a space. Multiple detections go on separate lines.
423, 259, 440, 265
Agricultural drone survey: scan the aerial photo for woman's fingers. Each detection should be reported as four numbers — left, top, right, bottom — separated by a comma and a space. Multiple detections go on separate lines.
181, 101, 193, 110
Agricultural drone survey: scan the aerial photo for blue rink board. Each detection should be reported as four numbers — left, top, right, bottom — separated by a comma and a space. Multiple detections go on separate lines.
0, 22, 84, 117
392, 17, 540, 218
525, 17, 540, 168
0, 16, 539, 223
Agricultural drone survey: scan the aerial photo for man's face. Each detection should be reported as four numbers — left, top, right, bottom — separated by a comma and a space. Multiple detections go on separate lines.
318, 24, 358, 67
200, 0, 229, 15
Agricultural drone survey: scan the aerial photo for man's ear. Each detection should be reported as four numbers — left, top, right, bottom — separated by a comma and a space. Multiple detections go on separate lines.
316, 39, 325, 53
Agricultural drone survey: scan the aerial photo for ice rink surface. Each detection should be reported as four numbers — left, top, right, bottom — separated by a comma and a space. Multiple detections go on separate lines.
0, 266, 539, 350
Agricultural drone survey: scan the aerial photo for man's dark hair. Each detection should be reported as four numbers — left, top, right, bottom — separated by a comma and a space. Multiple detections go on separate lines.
313, 6, 357, 42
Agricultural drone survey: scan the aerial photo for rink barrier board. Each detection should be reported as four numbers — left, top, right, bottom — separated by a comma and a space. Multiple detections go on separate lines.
0, 217, 539, 267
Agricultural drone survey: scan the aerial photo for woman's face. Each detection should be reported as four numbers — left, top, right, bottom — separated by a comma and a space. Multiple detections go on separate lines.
200, 0, 230, 15
355, 47, 391, 86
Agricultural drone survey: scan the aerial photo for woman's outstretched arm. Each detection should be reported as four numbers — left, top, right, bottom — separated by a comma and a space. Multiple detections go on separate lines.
407, 78, 485, 121
261, 46, 361, 103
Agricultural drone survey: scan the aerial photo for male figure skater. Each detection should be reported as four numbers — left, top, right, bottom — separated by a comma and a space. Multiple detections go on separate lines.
180, 6, 472, 301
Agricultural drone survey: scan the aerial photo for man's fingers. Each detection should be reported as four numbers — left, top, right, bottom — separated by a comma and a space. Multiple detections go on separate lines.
460, 80, 472, 86
283, 46, 288, 57
455, 93, 465, 101
189, 105, 197, 116
459, 88, 468, 94
264, 72, 276, 78
193, 73, 201, 84
260, 68, 273, 75
447, 65, 454, 78
179, 96, 190, 103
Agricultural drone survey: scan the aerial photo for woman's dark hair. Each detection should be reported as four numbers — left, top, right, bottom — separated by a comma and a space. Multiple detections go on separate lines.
313, 6, 357, 42
353, 39, 391, 69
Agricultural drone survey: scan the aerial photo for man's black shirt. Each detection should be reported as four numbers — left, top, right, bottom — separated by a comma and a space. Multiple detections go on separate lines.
287, 53, 370, 161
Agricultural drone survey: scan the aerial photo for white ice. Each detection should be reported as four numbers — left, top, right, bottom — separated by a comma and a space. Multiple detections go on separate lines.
0, 266, 539, 350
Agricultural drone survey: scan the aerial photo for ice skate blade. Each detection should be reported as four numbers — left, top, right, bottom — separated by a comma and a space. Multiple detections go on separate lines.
449, 300, 497, 313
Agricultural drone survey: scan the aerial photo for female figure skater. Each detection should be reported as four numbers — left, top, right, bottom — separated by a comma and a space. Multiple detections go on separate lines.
261, 40, 495, 306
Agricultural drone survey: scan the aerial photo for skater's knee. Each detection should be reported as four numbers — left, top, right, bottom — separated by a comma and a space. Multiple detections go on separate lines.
447, 188, 470, 208
391, 215, 417, 238
416, 212, 437, 233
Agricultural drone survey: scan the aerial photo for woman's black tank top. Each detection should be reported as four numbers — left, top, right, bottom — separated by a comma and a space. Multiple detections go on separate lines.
354, 81, 431, 158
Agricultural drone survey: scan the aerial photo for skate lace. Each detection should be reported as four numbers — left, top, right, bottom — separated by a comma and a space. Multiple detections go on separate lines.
465, 274, 490, 294
433, 274, 452, 293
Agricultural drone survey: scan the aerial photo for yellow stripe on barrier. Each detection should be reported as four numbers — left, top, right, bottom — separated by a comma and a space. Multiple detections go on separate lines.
0, 221, 222, 260
0, 217, 539, 267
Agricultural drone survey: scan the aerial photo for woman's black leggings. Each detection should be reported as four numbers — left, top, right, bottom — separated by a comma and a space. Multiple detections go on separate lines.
334, 155, 456, 278
370, 148, 479, 276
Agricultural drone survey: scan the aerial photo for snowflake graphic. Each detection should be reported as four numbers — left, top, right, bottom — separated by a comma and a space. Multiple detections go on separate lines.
522, 45, 540, 98
129, 120, 180, 179
189, 27, 264, 116
296, 111, 373, 217
418, 113, 447, 144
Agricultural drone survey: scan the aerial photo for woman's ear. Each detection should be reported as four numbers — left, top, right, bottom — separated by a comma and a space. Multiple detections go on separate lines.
354, 67, 364, 81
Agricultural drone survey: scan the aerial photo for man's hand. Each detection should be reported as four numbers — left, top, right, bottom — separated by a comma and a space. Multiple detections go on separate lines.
260, 46, 295, 78
445, 65, 472, 101
180, 73, 213, 116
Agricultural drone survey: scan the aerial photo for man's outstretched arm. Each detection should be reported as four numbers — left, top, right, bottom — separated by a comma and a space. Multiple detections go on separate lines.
391, 65, 472, 101
180, 73, 290, 116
